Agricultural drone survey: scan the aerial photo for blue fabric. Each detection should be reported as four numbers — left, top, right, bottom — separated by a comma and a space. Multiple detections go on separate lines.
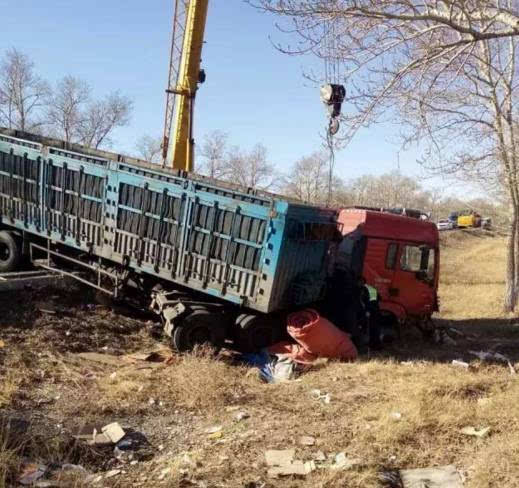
240, 349, 275, 382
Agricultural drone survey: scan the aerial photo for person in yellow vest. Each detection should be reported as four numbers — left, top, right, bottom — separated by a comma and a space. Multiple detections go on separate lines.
359, 277, 383, 350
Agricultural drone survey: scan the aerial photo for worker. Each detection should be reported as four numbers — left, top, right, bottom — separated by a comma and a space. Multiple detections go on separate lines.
324, 268, 363, 345
359, 277, 383, 350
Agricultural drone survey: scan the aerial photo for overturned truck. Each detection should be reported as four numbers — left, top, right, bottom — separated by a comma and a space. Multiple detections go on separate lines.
0, 129, 340, 351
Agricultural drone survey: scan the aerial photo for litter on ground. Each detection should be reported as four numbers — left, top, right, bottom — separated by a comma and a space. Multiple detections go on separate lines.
399, 465, 463, 488
460, 426, 491, 438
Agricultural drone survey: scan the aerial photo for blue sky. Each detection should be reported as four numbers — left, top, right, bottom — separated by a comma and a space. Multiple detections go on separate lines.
0, 0, 469, 194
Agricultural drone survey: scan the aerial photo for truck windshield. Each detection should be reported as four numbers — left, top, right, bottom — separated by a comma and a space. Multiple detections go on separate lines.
400, 245, 435, 281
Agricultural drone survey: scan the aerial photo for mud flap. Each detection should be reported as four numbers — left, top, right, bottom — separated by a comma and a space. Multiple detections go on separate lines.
162, 302, 187, 337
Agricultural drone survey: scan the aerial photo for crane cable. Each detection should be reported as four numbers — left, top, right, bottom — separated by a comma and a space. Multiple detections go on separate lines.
321, 16, 343, 207
326, 131, 336, 207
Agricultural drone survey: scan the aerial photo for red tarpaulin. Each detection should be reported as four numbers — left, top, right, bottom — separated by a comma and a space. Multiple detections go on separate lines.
268, 309, 357, 364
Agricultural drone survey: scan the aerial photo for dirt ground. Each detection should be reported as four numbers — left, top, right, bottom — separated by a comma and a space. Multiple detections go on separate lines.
2, 229, 519, 487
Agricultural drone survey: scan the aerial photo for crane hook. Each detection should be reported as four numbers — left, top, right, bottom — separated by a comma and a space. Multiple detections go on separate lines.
320, 83, 345, 135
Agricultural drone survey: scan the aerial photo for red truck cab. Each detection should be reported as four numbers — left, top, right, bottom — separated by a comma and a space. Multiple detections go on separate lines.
336, 208, 440, 327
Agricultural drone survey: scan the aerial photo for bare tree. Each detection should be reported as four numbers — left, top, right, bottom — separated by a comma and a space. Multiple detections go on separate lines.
78, 92, 132, 149
199, 130, 229, 179
135, 135, 162, 163
283, 151, 334, 203
0, 48, 50, 131
226, 143, 276, 190
335, 171, 429, 209
46, 76, 91, 143
252, 0, 519, 311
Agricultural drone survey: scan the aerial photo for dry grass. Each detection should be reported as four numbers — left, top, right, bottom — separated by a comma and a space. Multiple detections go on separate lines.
439, 229, 508, 319
1, 229, 519, 487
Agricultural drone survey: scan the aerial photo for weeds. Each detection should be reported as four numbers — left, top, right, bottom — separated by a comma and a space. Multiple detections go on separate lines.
0, 228, 516, 487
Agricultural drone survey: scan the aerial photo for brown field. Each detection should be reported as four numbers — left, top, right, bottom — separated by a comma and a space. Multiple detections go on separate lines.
1, 228, 519, 487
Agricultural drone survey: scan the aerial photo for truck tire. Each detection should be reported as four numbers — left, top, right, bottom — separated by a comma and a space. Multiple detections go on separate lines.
0, 231, 21, 273
172, 309, 226, 352
234, 314, 281, 353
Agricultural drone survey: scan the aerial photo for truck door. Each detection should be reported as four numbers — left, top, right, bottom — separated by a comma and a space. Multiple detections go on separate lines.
391, 243, 436, 318
362, 238, 398, 301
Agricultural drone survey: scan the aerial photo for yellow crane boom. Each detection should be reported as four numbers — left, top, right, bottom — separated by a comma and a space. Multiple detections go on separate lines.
162, 0, 209, 171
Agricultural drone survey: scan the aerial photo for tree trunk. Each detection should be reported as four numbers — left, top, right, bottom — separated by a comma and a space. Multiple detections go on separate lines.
504, 207, 518, 312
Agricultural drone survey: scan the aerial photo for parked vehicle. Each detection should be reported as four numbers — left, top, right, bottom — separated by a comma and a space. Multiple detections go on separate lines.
0, 128, 340, 352
457, 210, 481, 228
436, 219, 454, 231
336, 208, 439, 330
385, 207, 431, 220
352, 206, 430, 220
482, 217, 492, 229
448, 211, 459, 228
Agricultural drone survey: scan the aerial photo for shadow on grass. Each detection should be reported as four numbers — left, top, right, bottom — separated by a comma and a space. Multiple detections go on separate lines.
372, 316, 519, 365
0, 285, 149, 355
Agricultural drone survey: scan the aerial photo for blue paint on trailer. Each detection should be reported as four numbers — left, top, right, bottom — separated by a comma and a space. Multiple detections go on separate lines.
0, 129, 338, 314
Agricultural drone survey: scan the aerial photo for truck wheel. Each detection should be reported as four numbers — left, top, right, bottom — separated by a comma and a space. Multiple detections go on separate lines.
0, 231, 21, 273
234, 314, 280, 353
172, 309, 226, 352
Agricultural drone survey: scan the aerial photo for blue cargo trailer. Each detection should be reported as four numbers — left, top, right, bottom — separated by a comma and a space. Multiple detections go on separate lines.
0, 129, 339, 351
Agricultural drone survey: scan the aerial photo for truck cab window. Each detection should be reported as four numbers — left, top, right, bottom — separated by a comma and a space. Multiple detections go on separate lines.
400, 245, 431, 274
426, 248, 436, 281
386, 243, 398, 270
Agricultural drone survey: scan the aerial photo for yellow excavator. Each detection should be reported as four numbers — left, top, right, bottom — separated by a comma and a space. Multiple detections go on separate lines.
162, 0, 209, 171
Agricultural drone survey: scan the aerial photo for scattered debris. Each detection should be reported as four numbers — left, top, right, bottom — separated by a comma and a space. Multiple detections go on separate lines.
18, 464, 47, 485
207, 430, 223, 440
74, 352, 124, 367
451, 360, 470, 369
268, 460, 316, 478
0, 339, 5, 348
235, 411, 250, 422
241, 351, 301, 383
60, 464, 88, 476
18, 462, 90, 487
102, 422, 126, 443
75, 422, 150, 458
399, 465, 464, 488
330, 452, 360, 471
310, 389, 331, 404
390, 412, 403, 421
105, 469, 122, 478
469, 350, 516, 375
313, 451, 326, 462
265, 449, 295, 467
299, 435, 316, 446
115, 431, 149, 452
205, 425, 223, 439
124, 347, 174, 364
469, 350, 507, 362
270, 357, 300, 383
460, 426, 490, 438
38, 308, 57, 315
205, 425, 222, 434
265, 449, 316, 478
89, 433, 112, 446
